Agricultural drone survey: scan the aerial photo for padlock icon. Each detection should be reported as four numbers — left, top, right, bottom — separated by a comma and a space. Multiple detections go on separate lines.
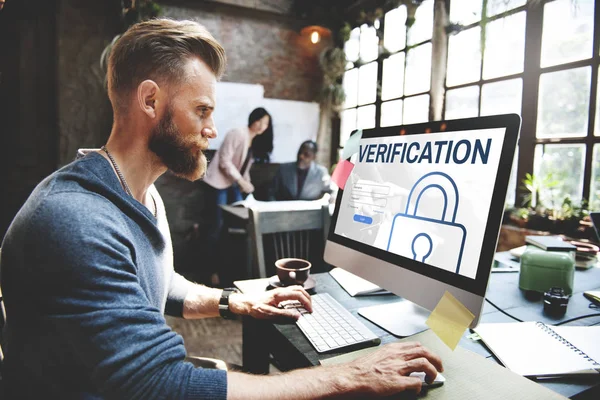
386, 171, 466, 274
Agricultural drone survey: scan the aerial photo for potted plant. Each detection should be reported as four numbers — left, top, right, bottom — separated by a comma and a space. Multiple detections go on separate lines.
504, 173, 593, 241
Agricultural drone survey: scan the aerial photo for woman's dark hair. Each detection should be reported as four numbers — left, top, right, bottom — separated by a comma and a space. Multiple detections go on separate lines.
249, 107, 273, 164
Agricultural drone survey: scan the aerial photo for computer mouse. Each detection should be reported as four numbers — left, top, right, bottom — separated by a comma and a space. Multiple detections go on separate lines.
409, 371, 445, 388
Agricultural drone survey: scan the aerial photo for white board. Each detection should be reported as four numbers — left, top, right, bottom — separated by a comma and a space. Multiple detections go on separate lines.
212, 82, 320, 163
262, 98, 320, 163
211, 82, 264, 150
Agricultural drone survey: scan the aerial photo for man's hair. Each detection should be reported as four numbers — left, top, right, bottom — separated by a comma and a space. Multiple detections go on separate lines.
299, 140, 318, 154
107, 18, 226, 109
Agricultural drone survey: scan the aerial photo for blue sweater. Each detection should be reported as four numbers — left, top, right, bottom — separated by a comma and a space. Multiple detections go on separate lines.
1, 152, 227, 399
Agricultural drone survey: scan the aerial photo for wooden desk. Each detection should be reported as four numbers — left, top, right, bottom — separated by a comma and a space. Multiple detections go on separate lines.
220, 204, 249, 221
237, 268, 600, 399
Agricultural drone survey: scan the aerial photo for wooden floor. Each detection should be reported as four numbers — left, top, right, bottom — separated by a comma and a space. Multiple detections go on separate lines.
166, 315, 283, 374
166, 315, 243, 367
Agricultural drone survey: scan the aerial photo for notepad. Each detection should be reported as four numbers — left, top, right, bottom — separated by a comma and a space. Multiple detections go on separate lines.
525, 235, 577, 252
473, 322, 600, 377
329, 267, 391, 296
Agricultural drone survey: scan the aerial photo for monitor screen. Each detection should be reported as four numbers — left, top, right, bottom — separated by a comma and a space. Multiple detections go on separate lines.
325, 114, 520, 325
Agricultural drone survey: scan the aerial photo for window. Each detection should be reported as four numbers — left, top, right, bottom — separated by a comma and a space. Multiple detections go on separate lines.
483, 12, 526, 79
540, 0, 594, 68
340, 0, 434, 147
447, 26, 482, 87
445, 85, 479, 120
338, 0, 600, 211
537, 67, 591, 139
445, 0, 526, 206
534, 144, 585, 208
340, 25, 379, 148
533, 0, 596, 208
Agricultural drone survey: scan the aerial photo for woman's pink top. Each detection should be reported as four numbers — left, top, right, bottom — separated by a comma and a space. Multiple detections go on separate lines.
204, 127, 253, 190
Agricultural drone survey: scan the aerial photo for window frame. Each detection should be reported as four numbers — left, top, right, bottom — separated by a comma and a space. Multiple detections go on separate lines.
339, 2, 435, 150
443, 2, 527, 208
336, 0, 600, 209
517, 0, 600, 207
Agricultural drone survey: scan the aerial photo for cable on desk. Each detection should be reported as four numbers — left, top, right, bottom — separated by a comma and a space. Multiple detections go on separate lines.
485, 299, 600, 325
552, 313, 600, 326
485, 298, 524, 322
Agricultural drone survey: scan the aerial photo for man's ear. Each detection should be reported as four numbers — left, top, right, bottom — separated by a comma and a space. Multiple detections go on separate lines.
137, 80, 160, 119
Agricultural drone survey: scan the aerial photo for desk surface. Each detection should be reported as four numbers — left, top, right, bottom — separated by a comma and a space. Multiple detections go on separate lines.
237, 267, 600, 399
220, 204, 249, 220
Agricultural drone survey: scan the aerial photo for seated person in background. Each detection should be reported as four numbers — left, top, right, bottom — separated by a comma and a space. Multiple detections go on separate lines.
271, 140, 332, 201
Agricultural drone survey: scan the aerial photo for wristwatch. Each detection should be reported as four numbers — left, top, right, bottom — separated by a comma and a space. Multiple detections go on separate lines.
219, 287, 240, 319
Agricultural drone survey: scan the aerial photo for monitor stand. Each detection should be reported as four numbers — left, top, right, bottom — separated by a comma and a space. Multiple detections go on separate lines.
358, 300, 430, 337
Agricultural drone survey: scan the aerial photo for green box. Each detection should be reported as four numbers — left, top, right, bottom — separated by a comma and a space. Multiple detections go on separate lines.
519, 246, 574, 295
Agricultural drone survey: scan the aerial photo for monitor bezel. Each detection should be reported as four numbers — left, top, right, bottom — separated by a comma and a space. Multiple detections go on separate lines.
327, 113, 521, 297
588, 212, 600, 244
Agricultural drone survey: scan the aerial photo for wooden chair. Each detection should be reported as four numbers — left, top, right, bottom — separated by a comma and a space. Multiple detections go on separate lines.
248, 204, 331, 278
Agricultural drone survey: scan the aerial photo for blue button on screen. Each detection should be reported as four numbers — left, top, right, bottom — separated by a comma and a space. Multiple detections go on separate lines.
353, 214, 373, 224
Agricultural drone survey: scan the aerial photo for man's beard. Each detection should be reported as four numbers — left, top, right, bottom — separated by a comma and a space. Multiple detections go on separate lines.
149, 108, 207, 181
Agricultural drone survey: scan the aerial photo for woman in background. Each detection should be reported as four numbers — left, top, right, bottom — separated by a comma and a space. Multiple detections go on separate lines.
250, 109, 274, 164
203, 107, 272, 284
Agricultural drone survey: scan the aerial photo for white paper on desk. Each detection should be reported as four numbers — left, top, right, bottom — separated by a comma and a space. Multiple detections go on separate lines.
474, 322, 600, 377
252, 200, 325, 212
230, 193, 258, 207
231, 194, 327, 212
329, 267, 391, 296
553, 326, 600, 364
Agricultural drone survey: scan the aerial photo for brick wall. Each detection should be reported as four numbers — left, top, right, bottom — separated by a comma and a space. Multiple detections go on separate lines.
162, 3, 322, 101
56, 0, 324, 164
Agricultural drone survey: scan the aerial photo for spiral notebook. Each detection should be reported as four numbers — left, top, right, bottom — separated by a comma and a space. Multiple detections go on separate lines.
473, 322, 600, 377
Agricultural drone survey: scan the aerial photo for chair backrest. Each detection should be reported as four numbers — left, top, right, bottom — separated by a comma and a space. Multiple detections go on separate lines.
0, 248, 4, 377
248, 205, 331, 278
0, 287, 4, 364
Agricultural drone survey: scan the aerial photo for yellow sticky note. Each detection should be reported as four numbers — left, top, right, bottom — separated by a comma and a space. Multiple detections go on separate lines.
425, 291, 475, 350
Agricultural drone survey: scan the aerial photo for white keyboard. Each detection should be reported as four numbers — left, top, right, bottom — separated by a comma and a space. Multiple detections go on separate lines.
291, 293, 381, 353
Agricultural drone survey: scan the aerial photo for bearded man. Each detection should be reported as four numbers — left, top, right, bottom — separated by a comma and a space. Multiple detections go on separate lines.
0, 18, 442, 400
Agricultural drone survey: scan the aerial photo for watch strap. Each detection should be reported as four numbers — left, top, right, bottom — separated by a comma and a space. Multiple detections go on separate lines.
219, 287, 239, 319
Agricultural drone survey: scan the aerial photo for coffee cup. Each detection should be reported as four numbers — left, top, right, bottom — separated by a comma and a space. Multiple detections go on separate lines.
275, 258, 311, 286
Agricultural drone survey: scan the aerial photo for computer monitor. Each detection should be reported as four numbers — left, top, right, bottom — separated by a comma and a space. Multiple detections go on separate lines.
589, 212, 600, 244
324, 114, 521, 336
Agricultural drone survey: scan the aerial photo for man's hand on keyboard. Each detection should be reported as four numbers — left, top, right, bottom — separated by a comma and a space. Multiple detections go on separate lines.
229, 286, 312, 320
341, 341, 444, 396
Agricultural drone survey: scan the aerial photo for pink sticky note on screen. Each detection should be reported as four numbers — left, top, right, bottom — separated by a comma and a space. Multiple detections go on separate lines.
331, 160, 354, 190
